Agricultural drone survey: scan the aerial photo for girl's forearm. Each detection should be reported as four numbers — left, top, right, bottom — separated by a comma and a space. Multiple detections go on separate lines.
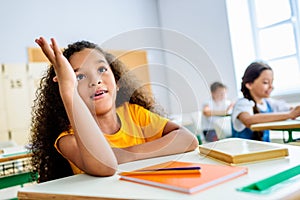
63, 89, 118, 173
241, 112, 291, 127
113, 128, 198, 164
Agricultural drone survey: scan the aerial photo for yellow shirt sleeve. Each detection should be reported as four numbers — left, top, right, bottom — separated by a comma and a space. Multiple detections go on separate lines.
54, 130, 73, 155
54, 129, 84, 174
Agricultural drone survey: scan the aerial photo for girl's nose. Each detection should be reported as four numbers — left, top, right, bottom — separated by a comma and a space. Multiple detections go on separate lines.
89, 80, 102, 87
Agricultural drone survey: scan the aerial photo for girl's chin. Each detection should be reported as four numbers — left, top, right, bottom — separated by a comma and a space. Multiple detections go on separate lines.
95, 104, 114, 115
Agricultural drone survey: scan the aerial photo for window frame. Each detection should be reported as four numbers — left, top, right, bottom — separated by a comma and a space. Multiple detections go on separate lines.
226, 0, 300, 102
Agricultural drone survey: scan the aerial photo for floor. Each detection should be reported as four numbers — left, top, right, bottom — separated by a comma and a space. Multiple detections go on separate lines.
270, 130, 300, 144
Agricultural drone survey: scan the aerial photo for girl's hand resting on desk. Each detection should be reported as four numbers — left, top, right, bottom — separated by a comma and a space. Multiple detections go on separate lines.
35, 37, 77, 92
289, 106, 300, 120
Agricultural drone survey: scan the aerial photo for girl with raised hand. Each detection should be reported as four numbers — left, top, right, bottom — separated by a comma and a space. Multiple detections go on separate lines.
31, 37, 198, 182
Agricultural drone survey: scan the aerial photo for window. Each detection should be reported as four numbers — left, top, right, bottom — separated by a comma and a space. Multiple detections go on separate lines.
226, 0, 300, 98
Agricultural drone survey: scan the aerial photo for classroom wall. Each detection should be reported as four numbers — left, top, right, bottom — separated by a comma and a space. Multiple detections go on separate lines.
0, 0, 237, 115
157, 0, 237, 114
0, 0, 160, 62
0, 1, 239, 143
1, 1, 298, 146
0, 0, 171, 144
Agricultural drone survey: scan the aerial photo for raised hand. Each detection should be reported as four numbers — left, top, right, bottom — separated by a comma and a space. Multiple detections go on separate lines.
35, 37, 77, 91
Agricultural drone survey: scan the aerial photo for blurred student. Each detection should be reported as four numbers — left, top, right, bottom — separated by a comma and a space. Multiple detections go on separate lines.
202, 82, 234, 142
231, 61, 300, 142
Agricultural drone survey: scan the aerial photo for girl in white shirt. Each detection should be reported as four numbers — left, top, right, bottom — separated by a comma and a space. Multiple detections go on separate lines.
231, 62, 300, 141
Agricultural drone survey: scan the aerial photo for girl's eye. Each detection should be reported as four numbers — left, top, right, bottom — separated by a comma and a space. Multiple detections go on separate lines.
76, 74, 86, 81
98, 67, 108, 73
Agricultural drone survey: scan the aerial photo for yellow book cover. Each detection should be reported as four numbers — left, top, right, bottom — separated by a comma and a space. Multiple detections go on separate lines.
199, 138, 289, 165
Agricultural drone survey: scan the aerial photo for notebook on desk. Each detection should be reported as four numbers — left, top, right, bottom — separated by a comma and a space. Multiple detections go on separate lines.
199, 138, 289, 165
119, 161, 247, 194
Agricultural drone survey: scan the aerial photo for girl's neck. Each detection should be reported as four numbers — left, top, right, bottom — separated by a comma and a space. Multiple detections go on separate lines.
96, 112, 120, 135
252, 96, 263, 105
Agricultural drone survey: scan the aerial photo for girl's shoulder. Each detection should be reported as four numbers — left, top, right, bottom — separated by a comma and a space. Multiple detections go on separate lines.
235, 98, 255, 107
264, 97, 284, 104
264, 98, 290, 112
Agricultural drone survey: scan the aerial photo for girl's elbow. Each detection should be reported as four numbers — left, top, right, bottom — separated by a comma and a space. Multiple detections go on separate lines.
238, 117, 253, 128
179, 128, 199, 150
101, 161, 118, 176
99, 167, 117, 177
183, 135, 198, 152
89, 165, 117, 177
189, 137, 199, 150
243, 120, 253, 128
84, 160, 118, 177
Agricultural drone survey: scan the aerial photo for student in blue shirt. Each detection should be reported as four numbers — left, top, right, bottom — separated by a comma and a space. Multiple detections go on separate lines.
231, 61, 300, 141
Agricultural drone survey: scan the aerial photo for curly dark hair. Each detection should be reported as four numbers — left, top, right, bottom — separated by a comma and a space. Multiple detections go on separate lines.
241, 61, 272, 140
30, 41, 165, 182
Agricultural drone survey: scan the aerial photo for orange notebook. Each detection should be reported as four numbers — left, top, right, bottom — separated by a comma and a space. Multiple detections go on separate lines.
119, 161, 248, 194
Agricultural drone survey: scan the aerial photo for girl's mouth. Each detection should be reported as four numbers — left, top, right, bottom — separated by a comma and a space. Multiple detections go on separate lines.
91, 89, 108, 99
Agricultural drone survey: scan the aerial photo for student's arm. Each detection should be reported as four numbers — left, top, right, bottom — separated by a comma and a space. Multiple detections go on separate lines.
203, 105, 229, 116
35, 37, 118, 176
238, 105, 300, 128
226, 102, 235, 113
112, 121, 199, 164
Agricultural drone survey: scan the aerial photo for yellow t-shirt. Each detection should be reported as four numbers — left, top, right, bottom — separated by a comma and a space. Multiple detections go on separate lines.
54, 102, 168, 174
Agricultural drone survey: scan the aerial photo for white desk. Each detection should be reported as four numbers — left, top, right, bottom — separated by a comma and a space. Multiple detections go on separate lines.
251, 120, 300, 143
18, 142, 300, 200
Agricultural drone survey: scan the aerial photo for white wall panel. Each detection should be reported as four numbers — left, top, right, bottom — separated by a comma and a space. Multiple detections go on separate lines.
2, 64, 31, 145
0, 65, 9, 140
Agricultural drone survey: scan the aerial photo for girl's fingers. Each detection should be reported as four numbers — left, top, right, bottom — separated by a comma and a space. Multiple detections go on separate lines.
36, 37, 72, 80
51, 38, 63, 56
35, 37, 56, 64
50, 38, 67, 70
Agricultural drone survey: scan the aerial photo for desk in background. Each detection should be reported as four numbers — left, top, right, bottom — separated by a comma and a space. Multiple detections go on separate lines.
18, 141, 300, 200
0, 146, 36, 191
250, 119, 300, 143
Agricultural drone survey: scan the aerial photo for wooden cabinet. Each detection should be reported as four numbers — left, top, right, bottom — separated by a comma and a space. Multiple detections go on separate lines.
27, 47, 151, 92
108, 50, 151, 92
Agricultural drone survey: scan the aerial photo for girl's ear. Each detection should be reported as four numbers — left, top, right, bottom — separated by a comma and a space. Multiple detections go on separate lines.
245, 82, 252, 90
52, 76, 58, 82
